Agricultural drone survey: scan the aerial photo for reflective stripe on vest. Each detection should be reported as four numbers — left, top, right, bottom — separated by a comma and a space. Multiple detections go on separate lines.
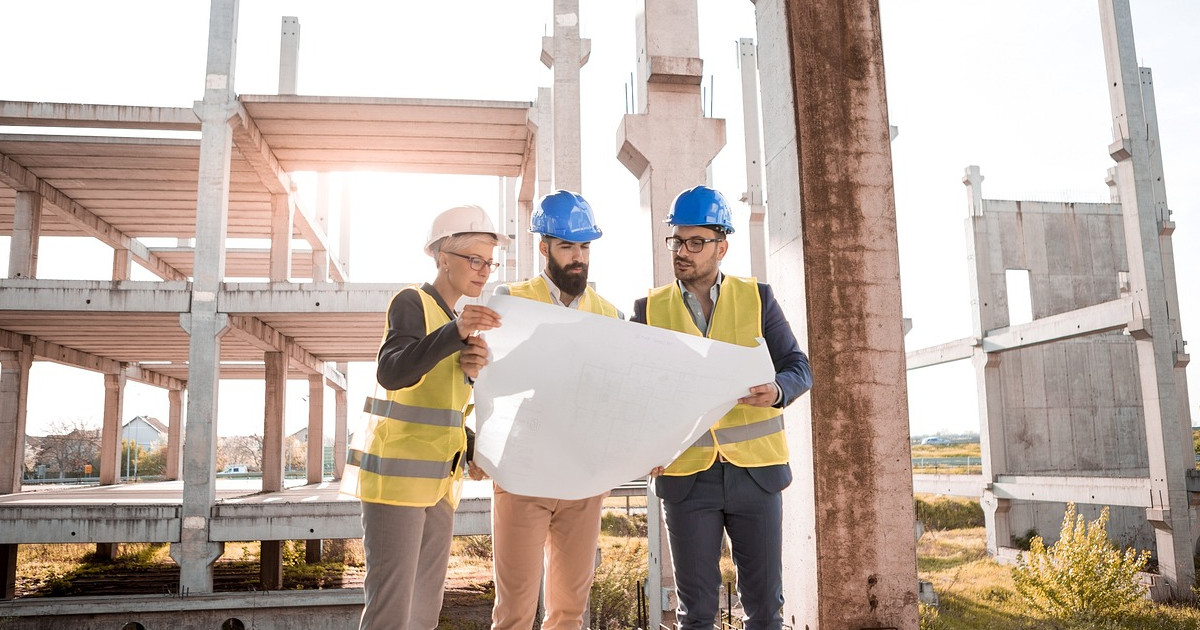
646, 275, 788, 475
506, 275, 620, 318
340, 286, 470, 508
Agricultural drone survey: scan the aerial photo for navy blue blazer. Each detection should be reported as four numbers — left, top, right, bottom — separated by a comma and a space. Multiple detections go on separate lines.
631, 280, 813, 501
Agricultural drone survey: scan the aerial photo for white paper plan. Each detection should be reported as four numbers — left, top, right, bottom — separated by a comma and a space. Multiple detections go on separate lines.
471, 294, 776, 500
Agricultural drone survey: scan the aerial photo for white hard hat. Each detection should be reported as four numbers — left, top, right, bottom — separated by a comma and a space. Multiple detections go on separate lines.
424, 204, 511, 256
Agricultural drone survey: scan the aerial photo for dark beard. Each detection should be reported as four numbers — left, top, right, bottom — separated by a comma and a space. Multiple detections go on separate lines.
547, 255, 588, 298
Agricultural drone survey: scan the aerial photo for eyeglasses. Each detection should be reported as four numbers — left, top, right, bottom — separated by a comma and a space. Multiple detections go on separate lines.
445, 251, 500, 273
665, 236, 725, 253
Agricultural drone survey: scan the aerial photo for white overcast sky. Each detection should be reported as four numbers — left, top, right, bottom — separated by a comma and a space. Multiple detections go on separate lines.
0, 1, 1197, 438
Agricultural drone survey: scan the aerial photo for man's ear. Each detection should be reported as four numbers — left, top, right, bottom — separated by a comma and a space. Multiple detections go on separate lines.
716, 238, 730, 261
538, 239, 550, 258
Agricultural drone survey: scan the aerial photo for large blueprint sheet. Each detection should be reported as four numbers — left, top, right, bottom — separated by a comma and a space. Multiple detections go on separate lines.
472, 294, 775, 500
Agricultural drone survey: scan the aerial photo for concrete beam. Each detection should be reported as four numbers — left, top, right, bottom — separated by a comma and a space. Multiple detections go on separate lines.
219, 282, 411, 313
0, 101, 200, 131
905, 337, 974, 370
0, 328, 186, 391
225, 315, 347, 389
0, 153, 188, 281
0, 506, 180, 544
911, 474, 987, 498
208, 495, 492, 541
992, 474, 1152, 508
981, 297, 1134, 352
0, 280, 191, 312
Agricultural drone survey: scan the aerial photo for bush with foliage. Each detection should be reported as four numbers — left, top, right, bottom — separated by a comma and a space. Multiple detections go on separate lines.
914, 495, 985, 530
590, 538, 647, 630
1011, 503, 1150, 627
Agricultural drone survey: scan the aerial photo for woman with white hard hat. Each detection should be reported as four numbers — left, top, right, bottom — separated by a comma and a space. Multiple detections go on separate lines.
341, 204, 508, 630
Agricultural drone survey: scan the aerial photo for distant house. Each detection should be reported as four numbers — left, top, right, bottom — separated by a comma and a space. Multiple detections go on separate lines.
122, 416, 168, 451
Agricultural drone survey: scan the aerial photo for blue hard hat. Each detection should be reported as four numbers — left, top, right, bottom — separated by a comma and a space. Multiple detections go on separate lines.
530, 190, 603, 242
665, 185, 735, 234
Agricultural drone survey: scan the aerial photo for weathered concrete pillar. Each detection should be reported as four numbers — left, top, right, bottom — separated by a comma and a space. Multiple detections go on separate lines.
541, 0, 590, 192
0, 344, 33, 601
617, 0, 725, 286
333, 362, 348, 480
269, 193, 292, 282
8, 191, 42, 279
261, 349, 288, 588
307, 374, 324, 485
99, 372, 125, 485
0, 344, 32, 600
528, 86, 553, 278
261, 540, 283, 590
500, 177, 519, 282
278, 16, 299, 95
339, 183, 352, 279
172, 0, 238, 595
112, 247, 133, 281
738, 38, 768, 280
165, 388, 184, 480
755, 0, 918, 627
962, 166, 1013, 554
1099, 0, 1195, 598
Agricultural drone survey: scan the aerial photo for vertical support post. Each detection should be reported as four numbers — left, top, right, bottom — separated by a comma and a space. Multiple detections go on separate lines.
112, 247, 133, 281
755, 0, 918, 627
961, 166, 1013, 554
1098, 0, 1195, 598
500, 177, 519, 282
172, 0, 239, 595
100, 372, 125, 485
269, 193, 292, 282
166, 388, 184, 480
333, 362, 348, 480
738, 38, 768, 280
339, 183, 352, 279
306, 371, 324, 564
278, 16, 300, 95
263, 350, 287, 492
541, 0, 590, 192
0, 344, 31, 600
8, 191, 42, 279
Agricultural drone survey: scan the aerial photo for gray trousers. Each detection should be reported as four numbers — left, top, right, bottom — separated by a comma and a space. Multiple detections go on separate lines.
663, 462, 784, 630
359, 498, 455, 630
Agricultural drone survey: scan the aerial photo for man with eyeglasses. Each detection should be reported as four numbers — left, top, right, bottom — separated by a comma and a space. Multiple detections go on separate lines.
631, 185, 812, 630
461, 190, 621, 630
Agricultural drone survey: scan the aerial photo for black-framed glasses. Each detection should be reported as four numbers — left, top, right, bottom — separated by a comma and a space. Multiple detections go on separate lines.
445, 251, 500, 273
665, 236, 725, 253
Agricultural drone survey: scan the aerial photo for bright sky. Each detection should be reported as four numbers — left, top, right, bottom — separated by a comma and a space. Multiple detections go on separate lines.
0, 1, 1197, 439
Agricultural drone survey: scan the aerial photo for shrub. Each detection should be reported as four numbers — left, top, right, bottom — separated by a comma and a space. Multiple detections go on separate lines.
457, 535, 493, 559
600, 511, 647, 537
590, 538, 647, 630
915, 496, 985, 530
1011, 503, 1150, 627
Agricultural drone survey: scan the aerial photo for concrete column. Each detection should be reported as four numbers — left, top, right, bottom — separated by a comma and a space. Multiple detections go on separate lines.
269, 193, 292, 282
165, 389, 184, 480
312, 174, 331, 283
738, 38, 768, 280
500, 177, 518, 282
8, 191, 42, 279
339, 183, 352, 279
529, 86, 553, 278
961, 166, 1012, 554
755, 0, 918, 627
112, 247, 133, 281
1099, 0, 1195, 598
99, 372, 125, 485
172, 0, 238, 595
261, 540, 283, 590
617, 0, 725, 286
307, 374, 324, 484
0, 345, 31, 600
333, 362, 348, 480
278, 16, 299, 95
263, 350, 287, 492
541, 0, 590, 192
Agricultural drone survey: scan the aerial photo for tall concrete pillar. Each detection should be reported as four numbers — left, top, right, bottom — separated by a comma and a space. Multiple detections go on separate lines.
500, 177, 519, 282
541, 0, 590, 192
278, 16, 299, 95
962, 166, 1013, 554
339, 184, 352, 279
165, 389, 184, 480
99, 372, 125, 485
754, 0, 918, 627
738, 38, 768, 280
269, 193, 292, 282
1099, 0, 1195, 598
8, 191, 42, 279
333, 362, 348, 480
0, 344, 32, 601
617, 0, 725, 286
172, 0, 238, 595
307, 375, 324, 484
261, 349, 288, 589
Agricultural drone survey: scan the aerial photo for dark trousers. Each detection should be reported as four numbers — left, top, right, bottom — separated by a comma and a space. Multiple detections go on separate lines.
663, 462, 784, 630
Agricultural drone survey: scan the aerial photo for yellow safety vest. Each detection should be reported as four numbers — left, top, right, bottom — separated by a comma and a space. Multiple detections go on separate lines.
341, 286, 471, 508
507, 275, 620, 318
647, 276, 788, 475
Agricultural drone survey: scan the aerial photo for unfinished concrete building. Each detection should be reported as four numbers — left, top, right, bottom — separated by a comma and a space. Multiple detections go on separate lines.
911, 0, 1195, 600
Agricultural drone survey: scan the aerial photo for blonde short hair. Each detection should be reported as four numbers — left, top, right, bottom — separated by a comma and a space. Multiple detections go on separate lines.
431, 233, 499, 266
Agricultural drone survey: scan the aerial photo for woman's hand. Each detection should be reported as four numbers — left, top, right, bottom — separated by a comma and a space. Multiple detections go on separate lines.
460, 335, 489, 380
467, 462, 488, 481
456, 305, 501, 340
649, 466, 664, 478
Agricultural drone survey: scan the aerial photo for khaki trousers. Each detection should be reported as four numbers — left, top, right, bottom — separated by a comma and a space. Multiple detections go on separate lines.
491, 485, 608, 630
359, 498, 455, 630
